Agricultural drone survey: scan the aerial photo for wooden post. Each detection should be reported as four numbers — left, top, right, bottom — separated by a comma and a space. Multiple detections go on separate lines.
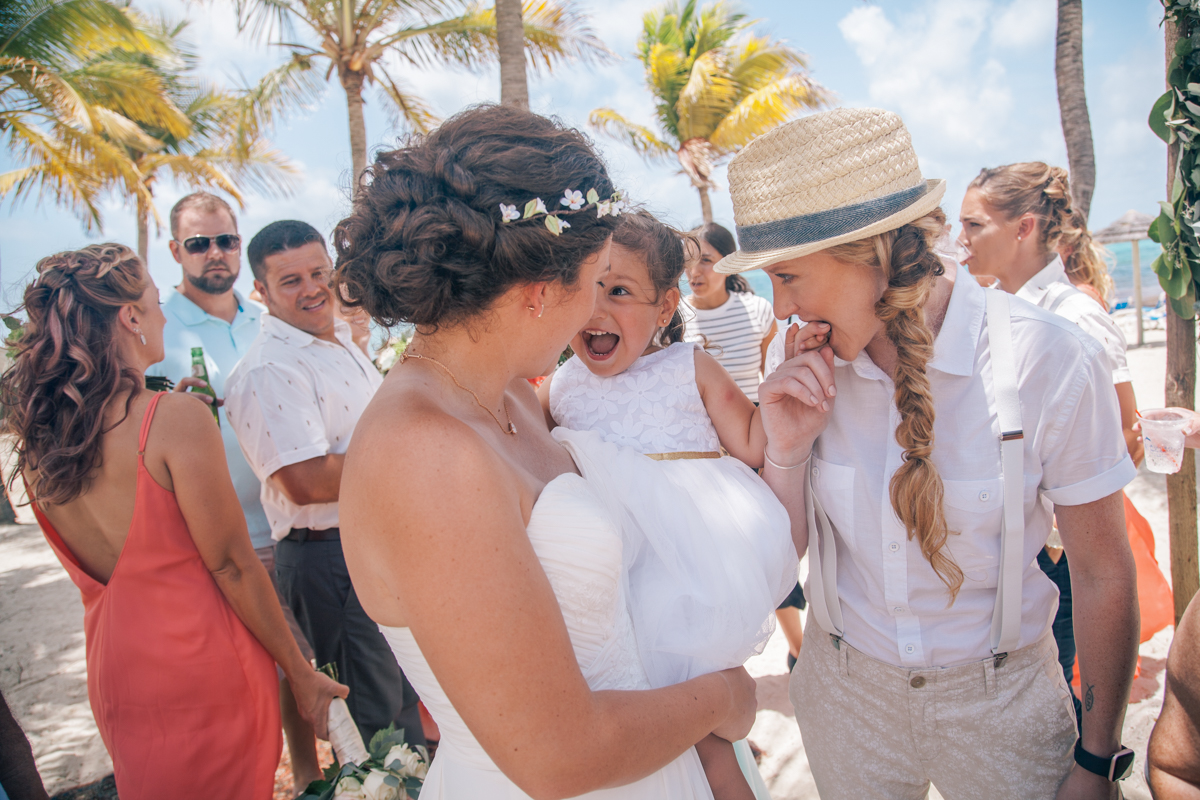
1166, 18, 1199, 624
1132, 239, 1144, 347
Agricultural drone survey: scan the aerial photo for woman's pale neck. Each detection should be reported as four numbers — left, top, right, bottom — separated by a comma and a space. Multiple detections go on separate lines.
404, 327, 518, 407
996, 249, 1057, 295
688, 287, 730, 311
863, 273, 955, 379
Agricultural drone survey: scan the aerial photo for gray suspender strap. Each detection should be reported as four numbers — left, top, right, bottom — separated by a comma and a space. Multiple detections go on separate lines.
804, 289, 1024, 660
985, 289, 1025, 659
806, 472, 843, 639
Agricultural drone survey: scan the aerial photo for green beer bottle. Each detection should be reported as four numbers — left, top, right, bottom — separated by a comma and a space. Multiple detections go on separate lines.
189, 347, 220, 427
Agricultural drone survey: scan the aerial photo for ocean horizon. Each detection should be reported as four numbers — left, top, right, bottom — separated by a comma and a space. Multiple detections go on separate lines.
727, 239, 1165, 309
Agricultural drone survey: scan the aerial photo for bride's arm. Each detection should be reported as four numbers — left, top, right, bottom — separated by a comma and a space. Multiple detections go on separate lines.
341, 400, 754, 800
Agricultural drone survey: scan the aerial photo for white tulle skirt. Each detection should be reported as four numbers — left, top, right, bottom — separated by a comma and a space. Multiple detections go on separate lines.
553, 428, 799, 689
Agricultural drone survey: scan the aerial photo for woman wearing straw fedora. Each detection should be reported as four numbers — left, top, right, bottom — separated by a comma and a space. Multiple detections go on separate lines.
719, 107, 1140, 799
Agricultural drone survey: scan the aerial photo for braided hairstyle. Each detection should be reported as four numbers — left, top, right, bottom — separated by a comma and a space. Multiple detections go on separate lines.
968, 162, 1079, 258
333, 105, 621, 329
1058, 209, 1114, 305
694, 223, 752, 294
1, 244, 146, 505
825, 208, 963, 597
613, 210, 692, 346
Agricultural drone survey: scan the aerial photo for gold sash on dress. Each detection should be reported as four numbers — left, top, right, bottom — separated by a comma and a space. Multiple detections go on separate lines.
645, 451, 722, 461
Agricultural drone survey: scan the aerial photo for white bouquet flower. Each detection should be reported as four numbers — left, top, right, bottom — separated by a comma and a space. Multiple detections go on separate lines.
299, 720, 429, 800
362, 769, 403, 800
333, 776, 368, 799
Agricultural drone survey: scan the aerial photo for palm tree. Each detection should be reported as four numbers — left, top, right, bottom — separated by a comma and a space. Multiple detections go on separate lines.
1055, 0, 1095, 222
1, 0, 187, 229
94, 18, 303, 262
589, 0, 829, 223
496, 0, 527, 107
232, 0, 611, 189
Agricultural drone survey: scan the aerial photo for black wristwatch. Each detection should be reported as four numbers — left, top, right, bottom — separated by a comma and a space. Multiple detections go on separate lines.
1074, 739, 1135, 781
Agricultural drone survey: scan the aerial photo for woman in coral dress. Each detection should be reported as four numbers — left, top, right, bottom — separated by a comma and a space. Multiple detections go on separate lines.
1, 244, 345, 799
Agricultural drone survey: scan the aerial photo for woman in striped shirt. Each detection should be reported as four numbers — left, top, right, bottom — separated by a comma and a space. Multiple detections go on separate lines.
683, 223, 805, 672
682, 224, 778, 403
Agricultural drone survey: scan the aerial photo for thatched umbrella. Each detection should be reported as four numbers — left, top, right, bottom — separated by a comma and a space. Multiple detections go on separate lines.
1094, 209, 1156, 346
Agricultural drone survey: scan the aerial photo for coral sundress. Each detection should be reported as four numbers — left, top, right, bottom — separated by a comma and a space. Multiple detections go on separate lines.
30, 392, 280, 799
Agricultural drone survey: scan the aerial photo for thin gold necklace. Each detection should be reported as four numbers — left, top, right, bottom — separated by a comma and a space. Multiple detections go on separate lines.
399, 351, 517, 436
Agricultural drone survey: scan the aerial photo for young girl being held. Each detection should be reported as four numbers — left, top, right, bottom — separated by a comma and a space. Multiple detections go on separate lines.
538, 211, 803, 800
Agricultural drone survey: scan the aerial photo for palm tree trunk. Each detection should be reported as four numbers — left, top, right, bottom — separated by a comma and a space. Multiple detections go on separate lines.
137, 199, 149, 265
341, 68, 369, 191
497, 0, 529, 108
1055, 0, 1096, 222
697, 185, 713, 225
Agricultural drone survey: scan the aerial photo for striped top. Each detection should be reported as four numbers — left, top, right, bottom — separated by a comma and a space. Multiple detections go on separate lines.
682, 292, 776, 402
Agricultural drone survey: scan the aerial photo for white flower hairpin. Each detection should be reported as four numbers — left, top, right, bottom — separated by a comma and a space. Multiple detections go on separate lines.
498, 188, 624, 236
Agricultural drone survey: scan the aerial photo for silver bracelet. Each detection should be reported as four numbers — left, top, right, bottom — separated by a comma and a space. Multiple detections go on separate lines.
764, 450, 812, 471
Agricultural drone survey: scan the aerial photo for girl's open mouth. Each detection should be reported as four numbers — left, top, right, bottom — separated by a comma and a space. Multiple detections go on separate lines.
581, 329, 619, 360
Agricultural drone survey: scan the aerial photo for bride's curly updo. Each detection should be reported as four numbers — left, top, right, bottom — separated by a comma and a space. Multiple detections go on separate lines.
333, 105, 620, 329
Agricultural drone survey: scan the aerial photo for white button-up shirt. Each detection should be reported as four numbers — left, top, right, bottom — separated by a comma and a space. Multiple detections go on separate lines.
767, 266, 1135, 667
1015, 254, 1131, 385
145, 290, 272, 548
225, 315, 383, 541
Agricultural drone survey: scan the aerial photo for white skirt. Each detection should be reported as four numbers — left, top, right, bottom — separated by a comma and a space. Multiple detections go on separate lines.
554, 428, 799, 688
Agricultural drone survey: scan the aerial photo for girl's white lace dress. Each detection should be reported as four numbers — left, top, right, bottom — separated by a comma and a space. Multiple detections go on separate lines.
551, 342, 799, 799
379, 470, 715, 799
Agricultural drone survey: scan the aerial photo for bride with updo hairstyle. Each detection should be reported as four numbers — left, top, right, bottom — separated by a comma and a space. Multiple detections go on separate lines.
333, 104, 757, 800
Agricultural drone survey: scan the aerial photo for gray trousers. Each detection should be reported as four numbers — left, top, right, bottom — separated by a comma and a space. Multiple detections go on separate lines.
275, 537, 424, 747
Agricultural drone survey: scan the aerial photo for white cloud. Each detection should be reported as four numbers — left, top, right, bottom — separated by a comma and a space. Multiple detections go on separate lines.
992, 0, 1056, 50
839, 0, 1013, 152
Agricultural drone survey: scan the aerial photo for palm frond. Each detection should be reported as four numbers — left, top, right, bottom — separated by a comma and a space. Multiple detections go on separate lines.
379, 0, 612, 73
1, 0, 144, 65
229, 52, 322, 142
708, 72, 829, 152
675, 48, 737, 141
1, 115, 108, 228
373, 66, 439, 134
588, 108, 675, 159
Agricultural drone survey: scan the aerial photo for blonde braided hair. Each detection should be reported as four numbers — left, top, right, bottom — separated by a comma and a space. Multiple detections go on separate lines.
826, 208, 963, 598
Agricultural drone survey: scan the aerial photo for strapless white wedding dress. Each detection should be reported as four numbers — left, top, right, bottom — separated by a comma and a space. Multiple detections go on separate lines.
379, 472, 714, 799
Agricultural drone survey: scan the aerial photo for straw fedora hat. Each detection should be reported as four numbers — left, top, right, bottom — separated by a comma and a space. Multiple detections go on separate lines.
715, 107, 945, 274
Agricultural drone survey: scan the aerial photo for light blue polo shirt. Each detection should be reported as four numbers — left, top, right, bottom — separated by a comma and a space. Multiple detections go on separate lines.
146, 288, 273, 548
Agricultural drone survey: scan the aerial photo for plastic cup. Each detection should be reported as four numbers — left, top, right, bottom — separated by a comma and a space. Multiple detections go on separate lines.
1138, 409, 1188, 474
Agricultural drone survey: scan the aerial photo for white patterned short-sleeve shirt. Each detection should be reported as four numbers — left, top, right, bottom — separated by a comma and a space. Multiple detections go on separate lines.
225, 315, 382, 540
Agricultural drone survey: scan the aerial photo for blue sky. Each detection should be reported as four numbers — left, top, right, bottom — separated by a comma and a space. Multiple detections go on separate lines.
0, 0, 1167, 308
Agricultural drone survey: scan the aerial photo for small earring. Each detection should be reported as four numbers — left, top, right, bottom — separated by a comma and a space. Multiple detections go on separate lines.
528, 305, 543, 318
134, 329, 146, 345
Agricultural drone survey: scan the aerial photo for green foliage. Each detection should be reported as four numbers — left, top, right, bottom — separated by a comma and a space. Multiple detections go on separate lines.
2, 314, 24, 361
298, 723, 427, 800
588, 0, 828, 214
1149, 1, 1200, 318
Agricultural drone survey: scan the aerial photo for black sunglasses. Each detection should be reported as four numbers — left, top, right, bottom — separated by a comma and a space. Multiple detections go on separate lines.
178, 234, 241, 255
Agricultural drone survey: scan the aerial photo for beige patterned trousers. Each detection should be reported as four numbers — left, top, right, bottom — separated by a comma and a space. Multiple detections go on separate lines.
790, 614, 1077, 799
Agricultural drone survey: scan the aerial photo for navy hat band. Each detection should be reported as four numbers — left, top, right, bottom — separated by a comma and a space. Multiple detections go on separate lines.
736, 183, 929, 253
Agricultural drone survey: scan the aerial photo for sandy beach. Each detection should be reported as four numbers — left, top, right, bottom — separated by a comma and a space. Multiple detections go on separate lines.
0, 319, 1190, 799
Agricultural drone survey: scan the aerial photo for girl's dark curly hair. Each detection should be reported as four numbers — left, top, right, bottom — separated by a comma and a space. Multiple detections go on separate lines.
1, 244, 146, 505
332, 104, 621, 329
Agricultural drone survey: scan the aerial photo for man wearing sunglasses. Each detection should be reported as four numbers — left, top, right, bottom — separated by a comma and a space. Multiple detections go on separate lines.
145, 192, 324, 793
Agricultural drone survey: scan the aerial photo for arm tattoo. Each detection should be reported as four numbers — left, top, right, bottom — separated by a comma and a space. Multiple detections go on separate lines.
1084, 683, 1094, 712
